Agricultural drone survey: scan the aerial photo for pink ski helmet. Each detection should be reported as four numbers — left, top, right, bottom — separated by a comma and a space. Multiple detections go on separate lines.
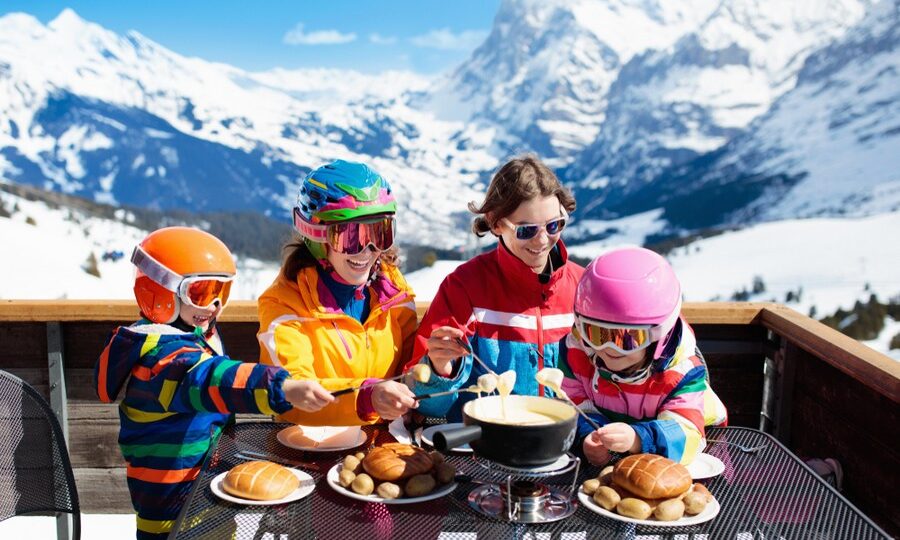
574, 246, 682, 359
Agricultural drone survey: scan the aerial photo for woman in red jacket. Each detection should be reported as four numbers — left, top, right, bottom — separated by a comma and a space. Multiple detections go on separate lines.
406, 155, 584, 421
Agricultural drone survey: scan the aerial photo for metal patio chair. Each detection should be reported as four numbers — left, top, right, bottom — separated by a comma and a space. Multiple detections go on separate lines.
0, 369, 81, 539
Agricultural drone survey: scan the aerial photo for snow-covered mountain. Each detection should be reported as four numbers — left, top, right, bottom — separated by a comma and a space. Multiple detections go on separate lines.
604, 0, 900, 230
0, 9, 494, 244
0, 1, 898, 248
564, 0, 878, 218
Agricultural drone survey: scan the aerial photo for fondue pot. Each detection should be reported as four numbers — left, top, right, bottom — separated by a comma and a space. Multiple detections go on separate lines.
433, 395, 577, 467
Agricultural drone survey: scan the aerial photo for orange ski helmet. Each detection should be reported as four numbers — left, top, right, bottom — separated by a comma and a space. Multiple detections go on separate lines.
131, 227, 237, 324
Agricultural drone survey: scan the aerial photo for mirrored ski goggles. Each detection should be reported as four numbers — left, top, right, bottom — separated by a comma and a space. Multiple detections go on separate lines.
178, 276, 233, 309
501, 209, 568, 240
575, 315, 660, 355
294, 209, 396, 254
131, 246, 233, 308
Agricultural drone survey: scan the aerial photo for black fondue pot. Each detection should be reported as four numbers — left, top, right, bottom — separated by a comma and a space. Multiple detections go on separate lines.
433, 395, 577, 467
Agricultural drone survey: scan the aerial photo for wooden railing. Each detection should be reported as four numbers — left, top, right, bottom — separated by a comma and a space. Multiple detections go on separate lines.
0, 300, 897, 535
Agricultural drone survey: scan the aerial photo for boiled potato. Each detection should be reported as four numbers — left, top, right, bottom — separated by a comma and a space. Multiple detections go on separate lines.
682, 492, 708, 515
691, 483, 713, 503
581, 478, 601, 495
592, 486, 620, 511
338, 469, 356, 488
654, 498, 685, 521
429, 451, 445, 466
343, 455, 362, 474
354, 451, 366, 461
351, 473, 375, 496
597, 465, 614, 486
617, 498, 652, 520
405, 474, 437, 497
377, 482, 403, 499
434, 462, 456, 484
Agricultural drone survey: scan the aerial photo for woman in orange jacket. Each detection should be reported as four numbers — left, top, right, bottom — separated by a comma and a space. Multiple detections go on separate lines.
257, 160, 419, 426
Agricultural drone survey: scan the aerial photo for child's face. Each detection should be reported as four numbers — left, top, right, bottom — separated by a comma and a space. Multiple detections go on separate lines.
595, 347, 649, 374
179, 301, 223, 332
326, 246, 379, 286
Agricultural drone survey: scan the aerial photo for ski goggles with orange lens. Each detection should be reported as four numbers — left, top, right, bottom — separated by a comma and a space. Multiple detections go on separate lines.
294, 210, 396, 254
131, 246, 233, 308
178, 276, 233, 309
502, 208, 569, 240
575, 315, 661, 355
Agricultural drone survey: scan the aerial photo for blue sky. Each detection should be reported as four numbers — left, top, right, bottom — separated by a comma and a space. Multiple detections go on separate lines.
2, 0, 501, 74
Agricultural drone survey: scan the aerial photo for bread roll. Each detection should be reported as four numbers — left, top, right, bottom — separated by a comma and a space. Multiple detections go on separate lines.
222, 461, 298, 501
612, 454, 691, 499
363, 443, 433, 481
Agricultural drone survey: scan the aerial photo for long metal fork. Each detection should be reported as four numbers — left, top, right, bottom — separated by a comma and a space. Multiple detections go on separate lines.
706, 439, 767, 454
234, 450, 320, 471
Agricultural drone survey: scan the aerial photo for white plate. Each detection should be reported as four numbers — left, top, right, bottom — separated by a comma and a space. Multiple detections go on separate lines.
210, 468, 315, 506
421, 423, 472, 452
578, 491, 720, 527
326, 463, 458, 504
276, 425, 366, 452
687, 453, 725, 480
500, 453, 572, 474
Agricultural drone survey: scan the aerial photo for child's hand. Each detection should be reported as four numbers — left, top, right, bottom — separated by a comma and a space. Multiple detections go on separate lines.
582, 431, 612, 466
597, 422, 642, 453
283, 380, 335, 412
371, 380, 418, 420
425, 326, 468, 376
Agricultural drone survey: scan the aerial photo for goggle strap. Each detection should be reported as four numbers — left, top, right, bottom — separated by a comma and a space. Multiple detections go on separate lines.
293, 208, 328, 242
131, 245, 183, 292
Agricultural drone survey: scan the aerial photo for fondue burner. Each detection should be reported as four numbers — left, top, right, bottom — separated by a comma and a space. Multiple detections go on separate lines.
466, 453, 580, 523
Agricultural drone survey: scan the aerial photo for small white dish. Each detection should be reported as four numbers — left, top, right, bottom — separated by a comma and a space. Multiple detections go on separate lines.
276, 425, 366, 452
421, 423, 472, 452
687, 453, 725, 480
326, 464, 457, 504
578, 490, 720, 527
210, 468, 314, 506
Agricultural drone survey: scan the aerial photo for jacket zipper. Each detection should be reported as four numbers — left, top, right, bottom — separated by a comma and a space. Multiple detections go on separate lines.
536, 288, 546, 397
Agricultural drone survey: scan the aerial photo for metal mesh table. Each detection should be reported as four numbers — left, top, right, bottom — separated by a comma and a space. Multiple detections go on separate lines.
169, 424, 891, 539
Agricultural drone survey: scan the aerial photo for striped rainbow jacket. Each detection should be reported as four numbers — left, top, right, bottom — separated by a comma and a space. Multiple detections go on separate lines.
406, 240, 584, 421
559, 318, 729, 464
94, 320, 292, 539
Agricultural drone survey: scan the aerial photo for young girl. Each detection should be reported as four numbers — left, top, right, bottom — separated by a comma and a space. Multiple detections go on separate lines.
406, 155, 584, 421
257, 160, 419, 425
559, 246, 728, 466
95, 227, 333, 539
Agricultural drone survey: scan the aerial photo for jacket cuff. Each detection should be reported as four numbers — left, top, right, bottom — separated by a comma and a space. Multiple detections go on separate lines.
356, 378, 381, 421
269, 368, 293, 414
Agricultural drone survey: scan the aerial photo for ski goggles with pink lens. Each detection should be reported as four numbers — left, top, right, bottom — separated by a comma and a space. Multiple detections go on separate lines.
293, 209, 396, 254
501, 208, 569, 240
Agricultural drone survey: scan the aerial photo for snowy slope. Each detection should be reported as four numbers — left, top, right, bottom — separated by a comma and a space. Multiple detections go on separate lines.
566, 0, 875, 217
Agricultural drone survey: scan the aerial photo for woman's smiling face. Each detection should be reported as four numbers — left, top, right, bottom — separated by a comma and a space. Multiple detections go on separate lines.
492, 195, 564, 273
326, 245, 379, 285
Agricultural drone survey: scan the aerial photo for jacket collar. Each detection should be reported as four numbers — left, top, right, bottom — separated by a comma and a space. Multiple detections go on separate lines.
293, 262, 411, 319
493, 237, 572, 291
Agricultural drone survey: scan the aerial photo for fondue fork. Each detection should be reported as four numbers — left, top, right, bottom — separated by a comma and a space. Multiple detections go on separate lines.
455, 337, 499, 377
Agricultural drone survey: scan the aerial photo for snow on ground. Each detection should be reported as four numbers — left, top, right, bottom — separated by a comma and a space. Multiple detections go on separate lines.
0, 190, 280, 300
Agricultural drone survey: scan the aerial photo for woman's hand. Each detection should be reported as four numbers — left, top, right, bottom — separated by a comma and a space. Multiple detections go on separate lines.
596, 422, 641, 453
426, 326, 468, 376
371, 380, 418, 420
282, 379, 335, 412
582, 431, 612, 466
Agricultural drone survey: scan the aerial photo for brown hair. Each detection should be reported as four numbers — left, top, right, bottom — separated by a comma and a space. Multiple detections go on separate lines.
469, 154, 576, 237
280, 235, 399, 282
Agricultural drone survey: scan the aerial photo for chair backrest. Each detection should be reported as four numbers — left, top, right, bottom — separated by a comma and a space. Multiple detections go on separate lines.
0, 369, 81, 539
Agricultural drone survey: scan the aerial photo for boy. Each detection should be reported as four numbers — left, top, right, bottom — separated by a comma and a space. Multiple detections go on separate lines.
95, 227, 333, 539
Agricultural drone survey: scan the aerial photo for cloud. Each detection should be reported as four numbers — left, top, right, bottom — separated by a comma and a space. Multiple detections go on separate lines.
283, 23, 356, 45
369, 33, 398, 45
409, 28, 488, 51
